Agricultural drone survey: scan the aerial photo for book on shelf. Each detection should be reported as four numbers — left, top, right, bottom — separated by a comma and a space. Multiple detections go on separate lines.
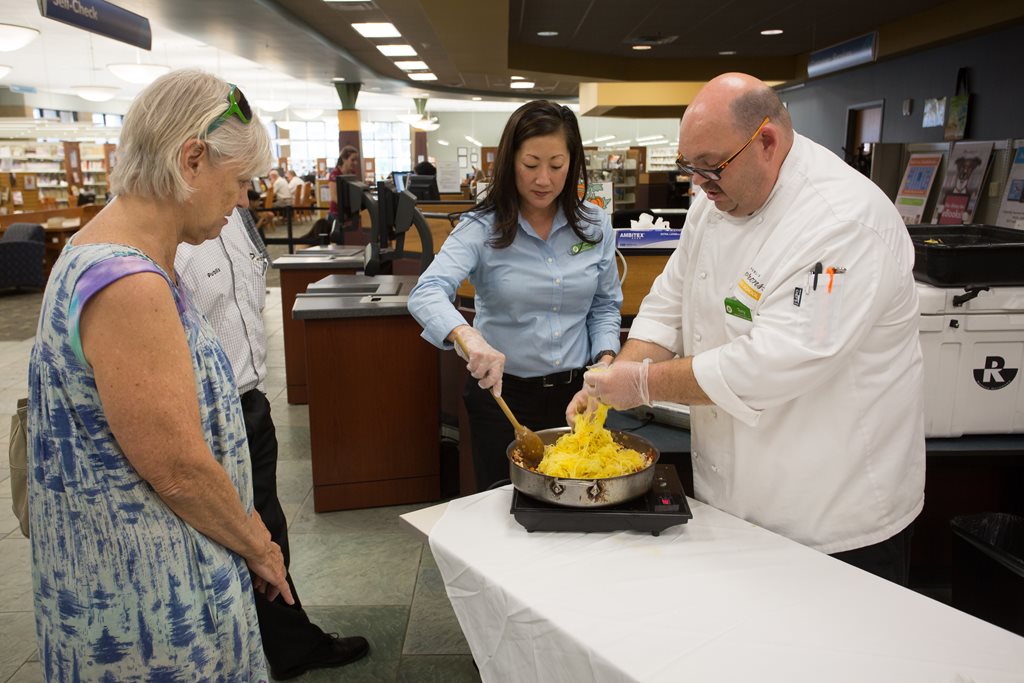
932, 141, 993, 225
995, 144, 1024, 230
894, 153, 942, 224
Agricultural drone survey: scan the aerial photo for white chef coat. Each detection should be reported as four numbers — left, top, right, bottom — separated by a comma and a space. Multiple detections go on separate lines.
629, 133, 925, 554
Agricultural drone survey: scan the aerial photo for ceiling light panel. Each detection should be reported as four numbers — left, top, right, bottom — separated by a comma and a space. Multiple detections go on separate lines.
394, 60, 428, 71
408, 73, 437, 81
377, 44, 417, 57
352, 23, 401, 38
509, 81, 534, 89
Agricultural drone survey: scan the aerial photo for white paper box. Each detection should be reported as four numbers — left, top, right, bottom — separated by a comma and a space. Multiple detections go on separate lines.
917, 282, 1024, 437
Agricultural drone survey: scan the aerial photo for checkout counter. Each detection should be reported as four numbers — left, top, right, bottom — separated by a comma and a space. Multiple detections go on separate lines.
273, 245, 365, 404
292, 275, 440, 512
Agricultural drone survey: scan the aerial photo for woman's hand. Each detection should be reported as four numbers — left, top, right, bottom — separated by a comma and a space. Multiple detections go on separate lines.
452, 325, 506, 396
246, 510, 294, 605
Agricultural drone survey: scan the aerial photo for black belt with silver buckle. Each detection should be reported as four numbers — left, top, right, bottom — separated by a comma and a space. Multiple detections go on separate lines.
504, 368, 584, 388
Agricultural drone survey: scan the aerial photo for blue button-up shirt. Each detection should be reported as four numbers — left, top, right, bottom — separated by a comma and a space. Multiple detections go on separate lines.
408, 203, 623, 378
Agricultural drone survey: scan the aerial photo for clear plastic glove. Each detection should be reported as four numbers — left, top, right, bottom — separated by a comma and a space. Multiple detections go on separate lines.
583, 358, 653, 410
453, 325, 506, 397
565, 358, 612, 427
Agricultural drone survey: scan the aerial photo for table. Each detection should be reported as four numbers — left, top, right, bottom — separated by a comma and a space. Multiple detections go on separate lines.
401, 490, 1024, 683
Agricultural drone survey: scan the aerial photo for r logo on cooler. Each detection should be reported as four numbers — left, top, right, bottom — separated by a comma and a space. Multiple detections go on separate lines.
973, 356, 1019, 390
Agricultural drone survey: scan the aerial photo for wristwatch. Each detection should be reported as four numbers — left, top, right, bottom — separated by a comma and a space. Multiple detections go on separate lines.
592, 349, 616, 364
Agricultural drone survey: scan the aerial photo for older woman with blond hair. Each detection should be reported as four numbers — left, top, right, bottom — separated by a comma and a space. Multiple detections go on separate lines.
27, 69, 291, 681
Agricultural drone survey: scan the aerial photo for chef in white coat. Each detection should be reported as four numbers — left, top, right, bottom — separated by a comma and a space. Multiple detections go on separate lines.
572, 73, 926, 585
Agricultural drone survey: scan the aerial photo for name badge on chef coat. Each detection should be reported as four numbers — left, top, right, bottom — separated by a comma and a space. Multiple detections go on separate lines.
724, 296, 752, 321
570, 241, 595, 255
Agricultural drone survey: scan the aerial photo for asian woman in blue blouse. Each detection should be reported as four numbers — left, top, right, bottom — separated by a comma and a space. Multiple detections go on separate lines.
407, 100, 623, 490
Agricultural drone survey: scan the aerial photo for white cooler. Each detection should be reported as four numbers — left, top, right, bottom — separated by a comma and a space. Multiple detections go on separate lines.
917, 282, 1024, 437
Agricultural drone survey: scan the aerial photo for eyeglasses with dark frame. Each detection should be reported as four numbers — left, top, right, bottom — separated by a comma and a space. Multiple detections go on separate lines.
676, 116, 770, 181
205, 83, 252, 136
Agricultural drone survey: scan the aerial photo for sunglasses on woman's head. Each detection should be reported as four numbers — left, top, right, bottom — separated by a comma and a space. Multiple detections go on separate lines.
205, 84, 252, 135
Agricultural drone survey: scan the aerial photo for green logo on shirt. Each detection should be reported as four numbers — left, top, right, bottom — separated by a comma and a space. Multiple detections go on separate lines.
570, 241, 595, 255
724, 296, 752, 321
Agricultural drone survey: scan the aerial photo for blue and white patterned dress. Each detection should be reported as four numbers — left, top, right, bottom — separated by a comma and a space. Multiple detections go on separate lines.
27, 242, 268, 682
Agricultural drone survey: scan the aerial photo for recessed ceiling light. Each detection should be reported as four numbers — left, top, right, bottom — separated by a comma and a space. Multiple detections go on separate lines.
594, 135, 615, 142
332, 76, 346, 82
760, 29, 784, 36
408, 72, 437, 81
352, 22, 401, 38
436, 139, 450, 146
510, 76, 524, 80
465, 135, 483, 146
537, 31, 558, 37
377, 44, 417, 57
394, 60, 429, 71
509, 81, 534, 89
632, 45, 653, 51
718, 50, 737, 55
472, 96, 482, 101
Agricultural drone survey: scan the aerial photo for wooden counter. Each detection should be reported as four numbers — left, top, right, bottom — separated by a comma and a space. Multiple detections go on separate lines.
294, 287, 440, 511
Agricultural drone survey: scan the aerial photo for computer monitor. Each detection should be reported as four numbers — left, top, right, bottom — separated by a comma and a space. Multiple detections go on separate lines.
405, 174, 440, 201
364, 183, 434, 276
392, 171, 409, 194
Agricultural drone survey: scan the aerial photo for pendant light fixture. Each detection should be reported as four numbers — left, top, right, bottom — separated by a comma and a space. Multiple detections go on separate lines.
0, 24, 39, 52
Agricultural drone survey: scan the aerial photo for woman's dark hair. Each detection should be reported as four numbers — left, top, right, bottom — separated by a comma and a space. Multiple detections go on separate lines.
336, 145, 358, 169
474, 100, 596, 249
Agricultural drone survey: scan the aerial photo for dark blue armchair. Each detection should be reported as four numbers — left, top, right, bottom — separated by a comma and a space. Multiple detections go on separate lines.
0, 223, 47, 290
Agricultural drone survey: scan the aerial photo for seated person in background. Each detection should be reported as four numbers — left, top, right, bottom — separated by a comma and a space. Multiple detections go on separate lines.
269, 168, 292, 207
286, 169, 303, 197
413, 160, 437, 176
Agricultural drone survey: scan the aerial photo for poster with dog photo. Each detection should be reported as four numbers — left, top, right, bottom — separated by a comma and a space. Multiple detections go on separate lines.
932, 141, 993, 225
995, 144, 1024, 230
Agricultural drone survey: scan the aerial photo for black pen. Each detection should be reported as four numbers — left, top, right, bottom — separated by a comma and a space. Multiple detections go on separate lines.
812, 262, 823, 291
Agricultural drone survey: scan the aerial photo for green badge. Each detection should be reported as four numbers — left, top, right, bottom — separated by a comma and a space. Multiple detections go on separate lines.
724, 296, 752, 321
570, 241, 595, 255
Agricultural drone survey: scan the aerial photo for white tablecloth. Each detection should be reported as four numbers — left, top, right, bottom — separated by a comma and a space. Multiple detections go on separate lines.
428, 486, 1024, 683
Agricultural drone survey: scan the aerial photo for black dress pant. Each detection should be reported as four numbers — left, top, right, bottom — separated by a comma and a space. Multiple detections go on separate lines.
831, 522, 915, 586
463, 371, 585, 491
240, 389, 326, 668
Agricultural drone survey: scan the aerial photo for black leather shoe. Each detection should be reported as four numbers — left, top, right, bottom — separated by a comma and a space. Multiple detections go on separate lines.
270, 633, 370, 680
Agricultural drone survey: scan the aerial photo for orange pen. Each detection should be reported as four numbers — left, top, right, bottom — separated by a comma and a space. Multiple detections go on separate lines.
826, 267, 836, 293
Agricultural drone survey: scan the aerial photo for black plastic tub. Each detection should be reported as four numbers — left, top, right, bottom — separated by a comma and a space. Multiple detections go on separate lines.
906, 224, 1024, 287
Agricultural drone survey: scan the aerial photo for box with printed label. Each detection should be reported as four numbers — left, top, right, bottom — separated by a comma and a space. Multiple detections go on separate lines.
917, 282, 1024, 437
614, 229, 681, 249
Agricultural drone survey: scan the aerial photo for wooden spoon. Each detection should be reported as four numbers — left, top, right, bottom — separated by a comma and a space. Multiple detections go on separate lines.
453, 335, 546, 469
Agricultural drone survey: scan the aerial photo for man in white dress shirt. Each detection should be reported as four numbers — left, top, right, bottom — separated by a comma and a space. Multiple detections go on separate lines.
574, 73, 926, 585
176, 209, 369, 679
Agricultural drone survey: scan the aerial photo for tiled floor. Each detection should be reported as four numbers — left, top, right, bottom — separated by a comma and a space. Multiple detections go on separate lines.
0, 284, 478, 682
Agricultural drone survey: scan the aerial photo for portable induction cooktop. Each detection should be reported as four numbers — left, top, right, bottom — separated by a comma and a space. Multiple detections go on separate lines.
510, 465, 692, 536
